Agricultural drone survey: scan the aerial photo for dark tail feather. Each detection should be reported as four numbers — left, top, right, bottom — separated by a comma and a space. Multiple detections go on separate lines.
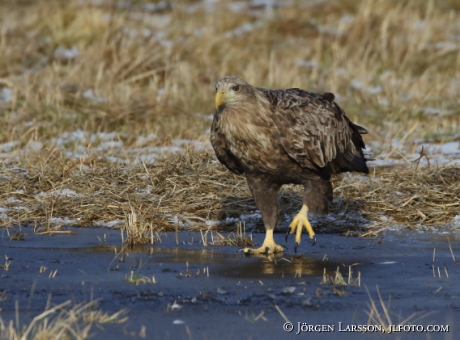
353, 123, 368, 134
349, 156, 369, 174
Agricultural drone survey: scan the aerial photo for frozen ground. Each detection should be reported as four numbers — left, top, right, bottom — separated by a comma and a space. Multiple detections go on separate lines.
0, 227, 459, 339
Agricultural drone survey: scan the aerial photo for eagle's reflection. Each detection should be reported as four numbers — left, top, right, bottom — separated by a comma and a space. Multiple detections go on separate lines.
101, 244, 340, 279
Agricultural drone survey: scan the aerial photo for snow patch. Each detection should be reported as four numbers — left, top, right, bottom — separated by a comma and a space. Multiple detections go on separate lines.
0, 141, 20, 152
0, 87, 14, 103
48, 217, 79, 225
36, 189, 82, 198
82, 89, 108, 103
452, 215, 460, 227
54, 46, 79, 62
96, 219, 125, 228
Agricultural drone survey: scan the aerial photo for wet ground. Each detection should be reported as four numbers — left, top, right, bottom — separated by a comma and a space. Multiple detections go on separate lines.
0, 227, 459, 340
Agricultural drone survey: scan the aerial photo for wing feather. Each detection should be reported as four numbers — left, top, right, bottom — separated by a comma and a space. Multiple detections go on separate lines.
264, 88, 368, 174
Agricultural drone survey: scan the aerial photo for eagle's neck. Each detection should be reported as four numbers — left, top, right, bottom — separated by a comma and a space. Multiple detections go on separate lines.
215, 91, 277, 162
219, 107, 269, 137
211, 89, 281, 172
218, 91, 272, 129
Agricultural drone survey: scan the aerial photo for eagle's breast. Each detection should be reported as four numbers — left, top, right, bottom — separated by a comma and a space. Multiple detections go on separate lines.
217, 105, 281, 172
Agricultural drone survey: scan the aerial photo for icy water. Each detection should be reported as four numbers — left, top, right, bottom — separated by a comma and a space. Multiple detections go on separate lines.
0, 227, 459, 339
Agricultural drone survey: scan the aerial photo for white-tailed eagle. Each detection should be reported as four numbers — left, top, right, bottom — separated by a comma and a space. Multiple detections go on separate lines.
211, 76, 369, 254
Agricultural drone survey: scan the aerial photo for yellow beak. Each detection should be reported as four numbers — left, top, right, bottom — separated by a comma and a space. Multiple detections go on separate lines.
215, 89, 226, 109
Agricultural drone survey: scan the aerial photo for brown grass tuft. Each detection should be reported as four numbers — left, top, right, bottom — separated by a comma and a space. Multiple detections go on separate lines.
336, 166, 460, 232
0, 148, 459, 242
0, 299, 127, 340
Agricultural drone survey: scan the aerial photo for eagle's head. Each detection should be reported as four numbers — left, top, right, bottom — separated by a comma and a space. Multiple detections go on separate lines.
215, 76, 253, 110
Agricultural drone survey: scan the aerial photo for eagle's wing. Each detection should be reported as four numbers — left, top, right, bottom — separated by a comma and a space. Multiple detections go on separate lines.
210, 117, 244, 175
262, 88, 368, 174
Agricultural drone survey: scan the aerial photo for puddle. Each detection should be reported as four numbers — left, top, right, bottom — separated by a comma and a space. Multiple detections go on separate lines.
213, 256, 341, 278
61, 243, 343, 278
0, 227, 459, 339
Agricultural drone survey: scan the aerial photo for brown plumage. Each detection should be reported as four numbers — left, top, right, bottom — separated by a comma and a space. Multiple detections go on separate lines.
211, 75, 369, 254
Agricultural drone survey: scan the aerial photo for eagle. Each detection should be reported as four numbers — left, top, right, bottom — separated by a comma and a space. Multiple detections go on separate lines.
211, 76, 369, 254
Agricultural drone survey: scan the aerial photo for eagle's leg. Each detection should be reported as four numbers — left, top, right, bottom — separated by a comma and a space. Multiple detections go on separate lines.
242, 176, 284, 255
286, 205, 316, 253
286, 179, 331, 252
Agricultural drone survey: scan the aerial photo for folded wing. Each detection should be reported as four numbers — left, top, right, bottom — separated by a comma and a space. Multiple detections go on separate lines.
264, 88, 369, 176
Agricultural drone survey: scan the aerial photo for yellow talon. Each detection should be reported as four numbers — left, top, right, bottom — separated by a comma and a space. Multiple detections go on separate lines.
241, 229, 285, 255
286, 205, 316, 252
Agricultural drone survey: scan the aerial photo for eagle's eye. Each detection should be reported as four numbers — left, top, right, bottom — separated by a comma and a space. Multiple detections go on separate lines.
231, 85, 240, 92
215, 86, 218, 92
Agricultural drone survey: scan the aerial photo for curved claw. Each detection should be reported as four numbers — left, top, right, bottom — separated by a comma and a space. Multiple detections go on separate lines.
238, 248, 253, 255
264, 247, 270, 255
285, 227, 291, 243
294, 242, 299, 253
312, 235, 317, 246
244, 248, 253, 256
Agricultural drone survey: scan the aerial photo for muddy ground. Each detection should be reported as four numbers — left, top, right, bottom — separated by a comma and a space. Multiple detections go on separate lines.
0, 227, 459, 340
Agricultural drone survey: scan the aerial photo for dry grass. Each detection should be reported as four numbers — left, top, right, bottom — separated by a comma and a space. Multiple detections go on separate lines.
1, 0, 459, 146
336, 166, 460, 233
0, 150, 254, 230
321, 265, 361, 286
200, 221, 256, 247
0, 149, 458, 239
121, 206, 162, 245
1, 0, 459, 241
202, 231, 256, 247
365, 285, 436, 333
125, 270, 157, 285
0, 299, 128, 340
